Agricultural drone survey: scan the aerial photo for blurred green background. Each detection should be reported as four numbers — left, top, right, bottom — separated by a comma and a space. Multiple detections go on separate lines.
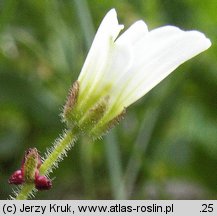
0, 0, 216, 200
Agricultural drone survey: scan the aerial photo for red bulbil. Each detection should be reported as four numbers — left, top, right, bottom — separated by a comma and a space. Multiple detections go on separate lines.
35, 175, 52, 190
8, 170, 24, 185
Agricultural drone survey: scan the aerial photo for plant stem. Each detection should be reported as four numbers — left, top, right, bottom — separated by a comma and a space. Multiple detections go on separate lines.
15, 184, 35, 200
15, 129, 77, 200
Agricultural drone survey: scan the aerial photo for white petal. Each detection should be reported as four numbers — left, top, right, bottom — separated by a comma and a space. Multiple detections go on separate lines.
97, 41, 133, 90
118, 26, 211, 107
78, 9, 124, 94
116, 20, 148, 46
108, 26, 184, 105
95, 20, 149, 93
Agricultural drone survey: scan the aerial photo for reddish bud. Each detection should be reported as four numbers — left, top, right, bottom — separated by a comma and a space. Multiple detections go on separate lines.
35, 175, 52, 190
8, 170, 24, 185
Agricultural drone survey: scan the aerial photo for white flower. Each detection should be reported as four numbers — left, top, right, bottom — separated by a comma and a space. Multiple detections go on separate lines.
64, 9, 211, 136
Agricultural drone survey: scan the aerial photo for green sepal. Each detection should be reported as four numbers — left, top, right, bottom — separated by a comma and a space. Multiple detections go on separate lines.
23, 148, 39, 183
78, 96, 109, 131
90, 108, 126, 139
63, 80, 80, 126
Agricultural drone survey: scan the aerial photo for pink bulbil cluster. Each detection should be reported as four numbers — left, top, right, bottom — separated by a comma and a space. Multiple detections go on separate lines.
8, 148, 52, 190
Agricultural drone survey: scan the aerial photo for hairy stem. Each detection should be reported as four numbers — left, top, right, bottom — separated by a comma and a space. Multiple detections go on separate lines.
15, 129, 77, 200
